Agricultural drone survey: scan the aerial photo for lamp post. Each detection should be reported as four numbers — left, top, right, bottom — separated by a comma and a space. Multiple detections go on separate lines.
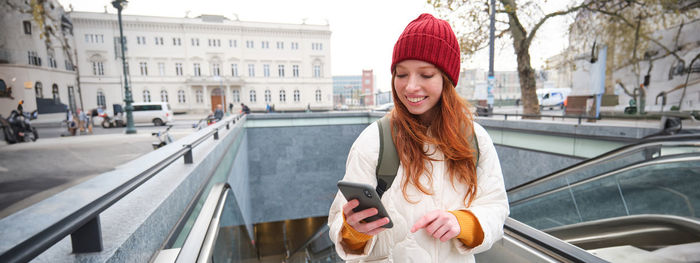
112, 0, 136, 134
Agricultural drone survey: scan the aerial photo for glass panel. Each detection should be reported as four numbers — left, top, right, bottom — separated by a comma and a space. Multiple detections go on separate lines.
211, 191, 257, 262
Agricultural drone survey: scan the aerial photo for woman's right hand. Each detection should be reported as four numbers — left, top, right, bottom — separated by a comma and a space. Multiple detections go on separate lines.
343, 199, 391, 236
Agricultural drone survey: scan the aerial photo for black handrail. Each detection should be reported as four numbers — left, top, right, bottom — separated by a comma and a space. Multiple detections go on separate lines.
0, 114, 245, 263
504, 218, 608, 263
507, 134, 700, 198
478, 112, 598, 124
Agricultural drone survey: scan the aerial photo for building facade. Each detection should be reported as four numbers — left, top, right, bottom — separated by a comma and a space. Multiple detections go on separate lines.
361, 69, 374, 106
70, 12, 333, 114
332, 75, 361, 106
0, 0, 78, 115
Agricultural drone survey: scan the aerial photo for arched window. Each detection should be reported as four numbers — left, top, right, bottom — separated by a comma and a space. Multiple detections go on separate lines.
34, 81, 42, 98
178, 90, 186, 103
294, 89, 300, 102
196, 89, 203, 103
233, 89, 240, 103
143, 90, 151, 102
160, 90, 168, 102
249, 90, 256, 103
279, 90, 286, 103
315, 89, 322, 102
51, 83, 59, 103
264, 89, 271, 103
96, 90, 106, 107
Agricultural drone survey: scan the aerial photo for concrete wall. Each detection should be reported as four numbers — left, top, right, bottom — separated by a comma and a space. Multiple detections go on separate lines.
495, 145, 584, 189
246, 124, 367, 223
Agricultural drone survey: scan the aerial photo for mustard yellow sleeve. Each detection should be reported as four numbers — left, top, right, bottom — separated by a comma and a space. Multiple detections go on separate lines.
448, 210, 485, 248
341, 213, 373, 251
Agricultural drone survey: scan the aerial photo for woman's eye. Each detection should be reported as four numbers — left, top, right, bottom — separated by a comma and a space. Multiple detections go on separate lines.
421, 74, 435, 78
396, 74, 408, 78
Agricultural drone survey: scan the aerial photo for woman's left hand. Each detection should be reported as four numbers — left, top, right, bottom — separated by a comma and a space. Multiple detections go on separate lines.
410, 210, 460, 242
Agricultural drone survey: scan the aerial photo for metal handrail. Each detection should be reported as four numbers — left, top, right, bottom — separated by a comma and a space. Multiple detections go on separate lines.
0, 114, 245, 263
175, 183, 231, 263
479, 112, 598, 124
507, 134, 700, 198
504, 218, 608, 263
286, 225, 330, 259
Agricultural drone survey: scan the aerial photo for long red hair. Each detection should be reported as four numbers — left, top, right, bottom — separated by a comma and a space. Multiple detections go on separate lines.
390, 72, 478, 206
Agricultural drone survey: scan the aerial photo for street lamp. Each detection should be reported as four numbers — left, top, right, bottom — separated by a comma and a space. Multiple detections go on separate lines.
112, 0, 136, 134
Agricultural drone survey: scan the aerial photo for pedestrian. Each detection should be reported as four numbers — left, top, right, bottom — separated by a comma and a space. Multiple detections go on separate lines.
214, 104, 224, 121
327, 13, 508, 262
240, 103, 250, 114
228, 102, 233, 113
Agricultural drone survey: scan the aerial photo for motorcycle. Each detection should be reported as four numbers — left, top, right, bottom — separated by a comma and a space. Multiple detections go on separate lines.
152, 125, 174, 150
0, 110, 38, 144
101, 104, 126, 128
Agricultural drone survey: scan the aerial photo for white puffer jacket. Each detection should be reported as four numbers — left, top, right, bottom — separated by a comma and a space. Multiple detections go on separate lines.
328, 122, 509, 262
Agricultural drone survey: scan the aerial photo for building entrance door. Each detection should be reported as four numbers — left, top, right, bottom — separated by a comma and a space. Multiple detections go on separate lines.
210, 88, 225, 113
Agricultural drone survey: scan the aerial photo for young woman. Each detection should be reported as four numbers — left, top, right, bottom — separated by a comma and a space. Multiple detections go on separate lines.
328, 13, 509, 262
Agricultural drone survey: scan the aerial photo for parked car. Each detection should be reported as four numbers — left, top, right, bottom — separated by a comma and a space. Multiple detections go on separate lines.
373, 103, 394, 112
130, 102, 174, 126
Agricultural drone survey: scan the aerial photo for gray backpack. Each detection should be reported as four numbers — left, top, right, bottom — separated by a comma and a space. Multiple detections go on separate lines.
374, 115, 479, 197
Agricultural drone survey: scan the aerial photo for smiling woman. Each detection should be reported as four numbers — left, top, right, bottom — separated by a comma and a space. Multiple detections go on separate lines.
328, 13, 508, 262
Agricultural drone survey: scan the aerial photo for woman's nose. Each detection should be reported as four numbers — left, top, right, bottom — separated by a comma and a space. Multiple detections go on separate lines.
405, 74, 420, 92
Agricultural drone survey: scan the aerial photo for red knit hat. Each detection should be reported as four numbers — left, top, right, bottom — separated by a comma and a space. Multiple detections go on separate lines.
391, 13, 461, 86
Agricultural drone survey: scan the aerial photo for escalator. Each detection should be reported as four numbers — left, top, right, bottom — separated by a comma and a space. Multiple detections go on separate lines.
508, 134, 700, 262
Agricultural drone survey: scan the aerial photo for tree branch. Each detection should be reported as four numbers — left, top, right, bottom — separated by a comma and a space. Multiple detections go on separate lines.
525, 1, 594, 48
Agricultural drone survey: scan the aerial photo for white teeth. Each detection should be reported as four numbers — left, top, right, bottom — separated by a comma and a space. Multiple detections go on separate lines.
407, 96, 426, 103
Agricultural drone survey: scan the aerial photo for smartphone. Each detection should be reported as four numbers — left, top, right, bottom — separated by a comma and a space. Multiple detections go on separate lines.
337, 181, 393, 228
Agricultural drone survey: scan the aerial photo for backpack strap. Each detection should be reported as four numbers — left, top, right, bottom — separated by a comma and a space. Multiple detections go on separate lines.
375, 115, 399, 198
375, 114, 480, 198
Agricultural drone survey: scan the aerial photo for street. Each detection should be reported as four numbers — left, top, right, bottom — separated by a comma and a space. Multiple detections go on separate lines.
0, 119, 199, 218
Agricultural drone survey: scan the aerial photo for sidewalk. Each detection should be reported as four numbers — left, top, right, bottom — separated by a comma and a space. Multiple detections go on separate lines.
31, 112, 209, 128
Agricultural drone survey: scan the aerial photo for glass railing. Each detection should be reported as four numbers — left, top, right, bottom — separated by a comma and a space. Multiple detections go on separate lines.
511, 155, 700, 230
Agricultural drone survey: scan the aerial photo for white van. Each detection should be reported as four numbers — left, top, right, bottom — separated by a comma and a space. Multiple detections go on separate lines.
537, 88, 571, 110
130, 102, 174, 126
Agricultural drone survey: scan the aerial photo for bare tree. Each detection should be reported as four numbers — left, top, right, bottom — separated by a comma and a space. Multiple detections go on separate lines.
430, 0, 595, 118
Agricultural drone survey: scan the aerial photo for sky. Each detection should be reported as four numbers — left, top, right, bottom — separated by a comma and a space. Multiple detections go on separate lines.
56, 0, 572, 92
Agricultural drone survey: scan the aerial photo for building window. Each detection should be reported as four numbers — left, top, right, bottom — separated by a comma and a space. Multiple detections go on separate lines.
65, 60, 73, 71
292, 65, 299, 77
173, 37, 181, 46
312, 43, 323, 50
249, 90, 256, 102
51, 83, 59, 103
92, 61, 104, 75
48, 56, 57, 68
154, 37, 163, 45
291, 42, 299, 50
246, 40, 254, 48
233, 89, 240, 103
279, 90, 286, 102
157, 62, 165, 76
97, 90, 106, 107
231, 64, 238, 77
175, 63, 183, 76
160, 90, 168, 102
178, 90, 186, 103
248, 64, 255, 77
263, 64, 270, 77
194, 63, 201, 76
315, 89, 322, 102
139, 62, 148, 76
276, 41, 284, 49
191, 38, 199, 46
278, 65, 285, 77
293, 90, 300, 102
27, 51, 41, 66
261, 41, 269, 49
313, 65, 321, 78
34, 81, 42, 98
212, 63, 220, 76
264, 89, 271, 103
143, 90, 151, 102
137, 36, 146, 45
196, 89, 203, 103
23, 21, 31, 34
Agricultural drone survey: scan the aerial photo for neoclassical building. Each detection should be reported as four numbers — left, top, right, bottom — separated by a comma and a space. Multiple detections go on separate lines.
70, 12, 333, 114
0, 0, 79, 115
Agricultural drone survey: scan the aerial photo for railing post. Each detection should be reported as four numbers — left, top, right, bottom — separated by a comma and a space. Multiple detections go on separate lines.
505, 114, 508, 120
214, 129, 219, 140
226, 122, 230, 130
70, 216, 103, 253
184, 145, 193, 164
578, 115, 582, 125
